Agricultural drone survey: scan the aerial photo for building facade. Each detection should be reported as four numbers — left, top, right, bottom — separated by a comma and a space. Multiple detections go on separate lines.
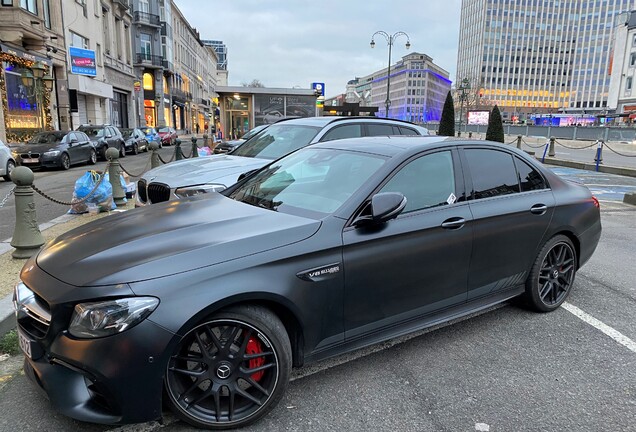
202, 40, 228, 87
457, 0, 635, 120
353, 52, 451, 122
608, 11, 636, 121
0, 0, 66, 142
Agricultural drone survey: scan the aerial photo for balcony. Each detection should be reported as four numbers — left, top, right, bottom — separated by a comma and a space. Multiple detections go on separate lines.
135, 53, 162, 68
162, 59, 174, 73
113, 0, 131, 10
133, 11, 160, 27
172, 88, 187, 101
104, 54, 134, 75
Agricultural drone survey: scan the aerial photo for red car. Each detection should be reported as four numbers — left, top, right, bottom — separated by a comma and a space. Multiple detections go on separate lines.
157, 126, 177, 146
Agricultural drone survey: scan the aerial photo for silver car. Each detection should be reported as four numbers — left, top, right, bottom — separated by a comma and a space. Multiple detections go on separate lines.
0, 138, 16, 181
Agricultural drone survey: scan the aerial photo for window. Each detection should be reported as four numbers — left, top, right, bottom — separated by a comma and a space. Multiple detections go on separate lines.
366, 124, 398, 136
20, 0, 36, 13
465, 149, 519, 199
514, 157, 547, 192
96, 43, 102, 65
69, 31, 89, 49
321, 124, 362, 142
627, 77, 633, 91
139, 0, 149, 12
2, 0, 13, 6
631, 53, 636, 67
143, 72, 154, 90
42, 0, 51, 28
380, 151, 456, 213
399, 126, 419, 135
75, 0, 87, 17
140, 33, 152, 59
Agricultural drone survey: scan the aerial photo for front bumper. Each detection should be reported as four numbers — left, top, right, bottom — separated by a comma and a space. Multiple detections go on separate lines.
21, 317, 175, 425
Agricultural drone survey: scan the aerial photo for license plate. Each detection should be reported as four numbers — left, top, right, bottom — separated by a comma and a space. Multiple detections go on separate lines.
17, 329, 32, 359
21, 158, 38, 164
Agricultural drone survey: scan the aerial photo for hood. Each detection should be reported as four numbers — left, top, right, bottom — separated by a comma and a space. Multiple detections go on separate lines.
142, 155, 268, 187
12, 143, 62, 153
36, 193, 320, 286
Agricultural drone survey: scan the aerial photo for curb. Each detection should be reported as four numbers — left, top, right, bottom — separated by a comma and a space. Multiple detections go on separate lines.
540, 157, 636, 178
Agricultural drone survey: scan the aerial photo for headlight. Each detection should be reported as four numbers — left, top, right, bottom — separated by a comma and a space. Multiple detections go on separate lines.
174, 184, 226, 198
43, 150, 60, 157
69, 297, 159, 338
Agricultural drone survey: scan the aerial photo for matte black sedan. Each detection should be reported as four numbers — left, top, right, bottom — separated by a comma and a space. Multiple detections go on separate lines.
11, 131, 97, 170
120, 128, 149, 155
14, 137, 601, 429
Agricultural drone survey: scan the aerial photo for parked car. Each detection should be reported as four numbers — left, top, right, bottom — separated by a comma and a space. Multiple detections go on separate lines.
10, 131, 97, 170
157, 126, 177, 146
0, 139, 16, 181
14, 137, 601, 429
78, 124, 126, 160
141, 126, 161, 148
137, 116, 430, 205
213, 124, 269, 154
120, 128, 149, 155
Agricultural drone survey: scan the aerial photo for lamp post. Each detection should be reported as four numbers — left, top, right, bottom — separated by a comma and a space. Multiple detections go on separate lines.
457, 78, 471, 137
20, 61, 54, 131
370, 30, 411, 119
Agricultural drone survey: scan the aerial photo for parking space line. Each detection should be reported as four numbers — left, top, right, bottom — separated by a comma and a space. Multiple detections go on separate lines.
563, 302, 636, 354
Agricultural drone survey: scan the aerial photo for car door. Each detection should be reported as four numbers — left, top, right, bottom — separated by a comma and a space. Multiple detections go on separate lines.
461, 147, 555, 300
106, 127, 117, 151
342, 148, 472, 339
77, 132, 91, 160
66, 133, 82, 164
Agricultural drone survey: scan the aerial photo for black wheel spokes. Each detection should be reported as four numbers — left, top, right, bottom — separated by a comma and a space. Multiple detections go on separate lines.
168, 320, 279, 425
539, 243, 575, 306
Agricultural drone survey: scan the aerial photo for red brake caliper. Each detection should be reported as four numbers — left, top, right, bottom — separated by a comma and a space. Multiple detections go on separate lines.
246, 338, 265, 381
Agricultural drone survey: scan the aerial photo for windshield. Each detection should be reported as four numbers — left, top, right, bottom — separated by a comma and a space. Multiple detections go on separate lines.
227, 148, 386, 218
158, 127, 170, 133
142, 128, 155, 135
120, 129, 133, 138
230, 124, 320, 160
28, 132, 67, 144
241, 125, 268, 141
81, 128, 104, 138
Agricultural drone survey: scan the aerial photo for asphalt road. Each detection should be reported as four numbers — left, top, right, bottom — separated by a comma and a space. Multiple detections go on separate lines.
0, 201, 634, 431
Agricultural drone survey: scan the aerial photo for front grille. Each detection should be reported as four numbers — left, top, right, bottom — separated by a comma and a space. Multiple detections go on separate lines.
137, 179, 147, 202
17, 290, 51, 338
20, 153, 40, 159
147, 182, 171, 203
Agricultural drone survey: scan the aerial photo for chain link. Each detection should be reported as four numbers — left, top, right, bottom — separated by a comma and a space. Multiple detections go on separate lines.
119, 156, 152, 178
0, 187, 15, 208
31, 162, 110, 206
158, 150, 175, 164
603, 142, 636, 157
522, 140, 548, 149
180, 145, 193, 158
553, 139, 599, 150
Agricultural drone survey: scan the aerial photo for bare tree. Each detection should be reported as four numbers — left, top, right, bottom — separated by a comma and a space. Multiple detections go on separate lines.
242, 79, 265, 88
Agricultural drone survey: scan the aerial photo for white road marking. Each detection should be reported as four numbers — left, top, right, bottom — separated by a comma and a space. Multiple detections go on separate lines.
475, 423, 491, 432
563, 302, 636, 354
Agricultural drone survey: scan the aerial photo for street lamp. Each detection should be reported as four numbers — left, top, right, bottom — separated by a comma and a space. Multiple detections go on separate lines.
20, 61, 54, 131
457, 78, 471, 137
370, 30, 411, 118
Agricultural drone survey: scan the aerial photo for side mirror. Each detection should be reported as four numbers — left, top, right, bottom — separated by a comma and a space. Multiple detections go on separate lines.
70, 138, 78, 144
353, 192, 407, 227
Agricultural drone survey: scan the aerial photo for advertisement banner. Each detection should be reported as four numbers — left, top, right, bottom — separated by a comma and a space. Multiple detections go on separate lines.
468, 110, 490, 125
69, 47, 96, 76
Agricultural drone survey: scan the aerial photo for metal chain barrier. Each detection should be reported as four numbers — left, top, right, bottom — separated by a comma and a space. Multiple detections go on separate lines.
0, 186, 15, 208
553, 139, 599, 150
507, 138, 518, 145
31, 162, 111, 206
602, 142, 636, 157
119, 157, 152, 178
520, 138, 548, 149
158, 149, 176, 164
180, 146, 193, 158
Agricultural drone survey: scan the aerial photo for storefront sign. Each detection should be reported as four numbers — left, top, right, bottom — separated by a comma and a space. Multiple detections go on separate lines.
69, 47, 97, 76
134, 81, 141, 92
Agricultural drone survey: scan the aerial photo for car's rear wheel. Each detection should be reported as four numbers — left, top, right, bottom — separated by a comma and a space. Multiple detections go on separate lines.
165, 305, 291, 429
60, 153, 70, 170
524, 235, 577, 312
119, 142, 126, 158
87, 149, 97, 165
3, 160, 15, 181
100, 146, 108, 160
132, 142, 139, 155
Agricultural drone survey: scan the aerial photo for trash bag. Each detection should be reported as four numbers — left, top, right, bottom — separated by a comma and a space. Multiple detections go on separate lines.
68, 171, 115, 214
198, 146, 212, 156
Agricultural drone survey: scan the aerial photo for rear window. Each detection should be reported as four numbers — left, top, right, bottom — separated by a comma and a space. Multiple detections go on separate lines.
465, 149, 520, 199
231, 124, 320, 160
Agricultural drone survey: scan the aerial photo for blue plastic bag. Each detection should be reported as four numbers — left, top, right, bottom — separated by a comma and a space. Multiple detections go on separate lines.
68, 171, 115, 214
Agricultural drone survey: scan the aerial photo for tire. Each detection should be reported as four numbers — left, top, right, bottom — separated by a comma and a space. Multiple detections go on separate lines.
100, 146, 108, 161
158, 140, 163, 149
119, 142, 126, 158
87, 149, 97, 165
165, 305, 292, 430
60, 153, 71, 170
3, 160, 15, 181
524, 235, 577, 312
132, 143, 139, 155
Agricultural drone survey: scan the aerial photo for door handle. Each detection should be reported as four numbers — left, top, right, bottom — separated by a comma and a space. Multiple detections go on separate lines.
441, 217, 466, 229
530, 204, 548, 215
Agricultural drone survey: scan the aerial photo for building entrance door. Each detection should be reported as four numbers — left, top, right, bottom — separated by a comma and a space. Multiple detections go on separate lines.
230, 113, 249, 139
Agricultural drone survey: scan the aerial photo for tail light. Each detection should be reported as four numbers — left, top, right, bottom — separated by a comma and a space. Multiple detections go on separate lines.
592, 196, 600, 209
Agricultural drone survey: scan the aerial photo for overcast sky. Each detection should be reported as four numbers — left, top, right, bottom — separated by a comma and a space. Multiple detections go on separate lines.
176, 0, 462, 98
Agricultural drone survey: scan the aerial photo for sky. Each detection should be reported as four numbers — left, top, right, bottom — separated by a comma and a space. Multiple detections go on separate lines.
176, 0, 463, 99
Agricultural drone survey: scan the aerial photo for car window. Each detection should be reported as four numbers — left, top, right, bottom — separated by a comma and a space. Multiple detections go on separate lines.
399, 126, 419, 135
380, 151, 456, 213
514, 157, 547, 192
366, 124, 398, 136
231, 124, 321, 159
67, 133, 77, 142
320, 124, 363, 142
28, 132, 66, 144
79, 132, 89, 141
465, 149, 520, 199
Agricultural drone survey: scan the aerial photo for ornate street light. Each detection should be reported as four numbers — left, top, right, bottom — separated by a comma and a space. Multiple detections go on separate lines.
457, 78, 471, 137
370, 30, 411, 118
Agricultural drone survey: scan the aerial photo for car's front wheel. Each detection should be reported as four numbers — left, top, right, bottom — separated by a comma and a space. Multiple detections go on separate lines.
60, 153, 71, 170
165, 305, 291, 429
3, 160, 15, 181
87, 149, 97, 165
524, 235, 577, 312
132, 142, 139, 155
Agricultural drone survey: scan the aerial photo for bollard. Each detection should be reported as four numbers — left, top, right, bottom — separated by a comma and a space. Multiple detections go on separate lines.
175, 138, 183, 160
106, 148, 127, 207
594, 140, 604, 171
548, 136, 556, 157
541, 141, 549, 163
149, 141, 161, 169
10, 166, 45, 259
191, 136, 199, 158
468, 131, 473, 139
516, 135, 522, 149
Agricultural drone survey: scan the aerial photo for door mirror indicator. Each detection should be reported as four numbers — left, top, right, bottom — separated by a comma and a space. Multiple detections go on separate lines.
354, 192, 406, 227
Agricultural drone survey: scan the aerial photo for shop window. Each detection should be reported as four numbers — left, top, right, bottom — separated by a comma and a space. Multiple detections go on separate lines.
163, 76, 169, 94
143, 73, 154, 90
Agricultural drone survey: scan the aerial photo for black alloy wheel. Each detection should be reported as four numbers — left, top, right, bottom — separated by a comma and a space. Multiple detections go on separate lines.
60, 153, 71, 170
3, 160, 15, 181
119, 141, 126, 158
525, 235, 577, 312
100, 146, 108, 160
88, 149, 97, 165
165, 305, 291, 429
132, 142, 139, 155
